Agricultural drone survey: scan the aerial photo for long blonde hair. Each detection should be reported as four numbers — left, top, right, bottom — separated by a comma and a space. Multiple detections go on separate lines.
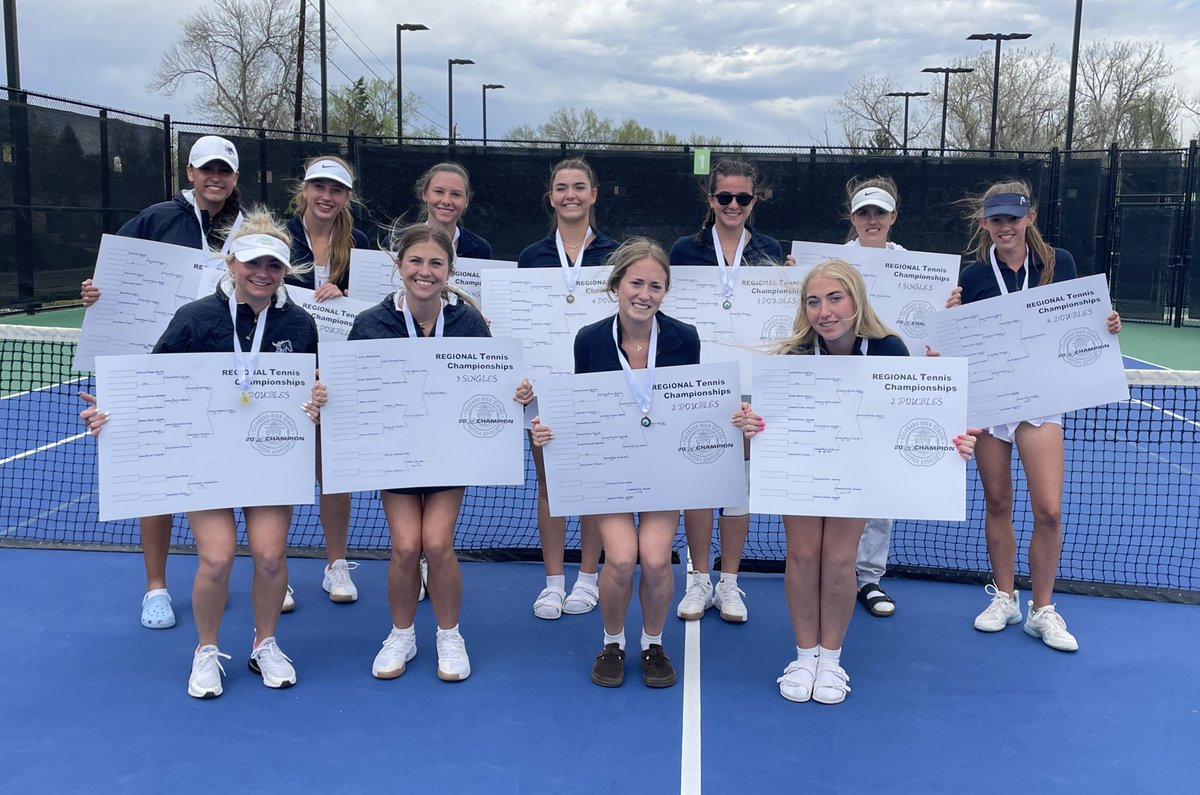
965, 179, 1056, 284
219, 208, 305, 308
772, 259, 899, 354
289, 154, 359, 287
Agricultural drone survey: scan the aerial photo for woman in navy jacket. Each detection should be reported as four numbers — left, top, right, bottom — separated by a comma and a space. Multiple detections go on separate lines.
532, 237, 700, 689
346, 224, 532, 684
83, 209, 325, 698
945, 180, 1121, 653
79, 135, 244, 632
415, 162, 492, 259
519, 158, 619, 622
669, 157, 783, 627
281, 154, 371, 610
741, 259, 977, 705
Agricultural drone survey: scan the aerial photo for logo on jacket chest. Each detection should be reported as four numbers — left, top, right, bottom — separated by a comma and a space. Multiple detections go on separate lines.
272, 340, 294, 353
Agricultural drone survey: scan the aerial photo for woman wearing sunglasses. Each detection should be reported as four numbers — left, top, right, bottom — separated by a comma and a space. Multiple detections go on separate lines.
668, 158, 782, 625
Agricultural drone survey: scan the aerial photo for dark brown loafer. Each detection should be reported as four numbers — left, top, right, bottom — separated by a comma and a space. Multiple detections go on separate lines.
640, 644, 676, 688
591, 643, 625, 687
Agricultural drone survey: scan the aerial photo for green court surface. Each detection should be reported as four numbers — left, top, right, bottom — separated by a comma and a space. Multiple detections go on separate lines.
0, 308, 85, 328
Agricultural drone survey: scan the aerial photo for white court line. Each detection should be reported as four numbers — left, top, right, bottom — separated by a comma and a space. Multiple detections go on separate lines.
0, 431, 89, 467
1, 375, 89, 401
680, 551, 701, 795
1, 491, 97, 539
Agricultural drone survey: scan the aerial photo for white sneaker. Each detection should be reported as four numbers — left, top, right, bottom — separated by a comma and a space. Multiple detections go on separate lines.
436, 630, 471, 681
532, 586, 566, 620
248, 636, 297, 688
418, 556, 428, 602
812, 660, 852, 705
777, 657, 818, 703
322, 559, 359, 603
562, 580, 599, 615
974, 583, 1022, 632
281, 585, 295, 613
1024, 602, 1079, 652
188, 645, 231, 699
372, 627, 418, 679
676, 572, 713, 620
712, 579, 748, 623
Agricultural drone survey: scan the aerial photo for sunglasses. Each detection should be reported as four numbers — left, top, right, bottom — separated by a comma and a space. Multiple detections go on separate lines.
712, 192, 755, 207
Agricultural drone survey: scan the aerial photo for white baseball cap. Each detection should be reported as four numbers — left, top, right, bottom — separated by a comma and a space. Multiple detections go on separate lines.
850, 186, 896, 213
230, 233, 290, 267
188, 136, 239, 170
303, 158, 354, 188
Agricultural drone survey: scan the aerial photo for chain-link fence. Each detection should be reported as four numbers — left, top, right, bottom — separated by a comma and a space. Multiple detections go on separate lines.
2, 87, 1196, 324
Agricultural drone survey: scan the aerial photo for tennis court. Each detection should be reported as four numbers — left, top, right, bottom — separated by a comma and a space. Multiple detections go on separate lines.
1, 322, 1198, 792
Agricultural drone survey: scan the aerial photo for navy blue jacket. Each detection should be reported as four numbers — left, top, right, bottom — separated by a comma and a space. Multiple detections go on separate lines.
958, 247, 1078, 305
283, 216, 371, 292
153, 286, 319, 355
456, 226, 493, 260
668, 225, 783, 267
348, 296, 491, 341
517, 229, 620, 268
118, 192, 215, 249
789, 334, 910, 357
574, 311, 701, 375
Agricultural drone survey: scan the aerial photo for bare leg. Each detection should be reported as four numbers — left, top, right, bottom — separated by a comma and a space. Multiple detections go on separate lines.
594, 513, 638, 635
816, 517, 867, 650
682, 508, 714, 572
382, 491, 424, 629
420, 489, 467, 629
783, 515, 822, 648
975, 431, 1017, 596
141, 513, 172, 591
186, 509, 237, 648
635, 511, 679, 636
245, 505, 292, 644
716, 514, 749, 575
1014, 422, 1065, 609
531, 438, 567, 577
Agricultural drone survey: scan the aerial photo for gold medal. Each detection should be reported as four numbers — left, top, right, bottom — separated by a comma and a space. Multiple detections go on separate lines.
566, 293, 576, 304
240, 392, 251, 405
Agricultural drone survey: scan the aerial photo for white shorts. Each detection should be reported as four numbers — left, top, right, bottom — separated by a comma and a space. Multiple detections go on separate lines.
987, 414, 1063, 445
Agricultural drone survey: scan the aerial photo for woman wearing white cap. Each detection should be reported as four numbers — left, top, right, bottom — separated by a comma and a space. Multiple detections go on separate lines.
842, 176, 906, 620
945, 179, 1121, 652
81, 209, 326, 698
281, 154, 372, 609
79, 135, 245, 632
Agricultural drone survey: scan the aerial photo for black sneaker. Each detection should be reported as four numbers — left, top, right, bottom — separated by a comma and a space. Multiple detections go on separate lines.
591, 643, 625, 687
640, 644, 676, 688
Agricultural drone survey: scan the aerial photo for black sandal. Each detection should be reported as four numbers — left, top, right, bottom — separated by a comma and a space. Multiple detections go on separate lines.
857, 583, 896, 617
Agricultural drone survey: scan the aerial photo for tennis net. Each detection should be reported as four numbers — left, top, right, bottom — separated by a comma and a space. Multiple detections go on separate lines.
2, 323, 1197, 602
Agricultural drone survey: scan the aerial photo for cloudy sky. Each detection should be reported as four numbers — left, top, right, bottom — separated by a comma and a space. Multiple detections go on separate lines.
5, 0, 1199, 144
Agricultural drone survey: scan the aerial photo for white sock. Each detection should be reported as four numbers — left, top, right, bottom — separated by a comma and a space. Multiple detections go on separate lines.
546, 574, 565, 591
437, 623, 461, 638
393, 624, 416, 638
818, 645, 842, 666
145, 588, 169, 599
691, 570, 713, 587
640, 630, 662, 651
604, 628, 626, 650
719, 572, 738, 586
796, 645, 819, 661
576, 571, 599, 588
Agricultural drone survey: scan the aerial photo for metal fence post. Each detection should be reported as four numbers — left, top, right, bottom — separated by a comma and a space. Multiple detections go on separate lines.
162, 114, 173, 199
1172, 139, 1197, 327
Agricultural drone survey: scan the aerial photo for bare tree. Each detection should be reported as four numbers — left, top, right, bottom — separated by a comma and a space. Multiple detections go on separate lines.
503, 107, 725, 148
148, 0, 318, 129
832, 76, 905, 151
1075, 40, 1179, 149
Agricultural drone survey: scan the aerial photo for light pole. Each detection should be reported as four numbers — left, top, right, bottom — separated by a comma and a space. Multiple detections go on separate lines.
885, 91, 929, 155
395, 23, 428, 141
448, 58, 475, 145
1064, 1, 1084, 151
921, 66, 974, 156
967, 32, 1032, 155
482, 84, 504, 147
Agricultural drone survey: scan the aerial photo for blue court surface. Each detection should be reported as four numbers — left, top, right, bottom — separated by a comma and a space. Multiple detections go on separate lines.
2, 549, 1197, 794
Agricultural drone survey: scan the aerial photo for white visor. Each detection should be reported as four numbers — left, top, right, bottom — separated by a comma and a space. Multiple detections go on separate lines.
230, 234, 291, 267
303, 159, 354, 189
850, 187, 896, 213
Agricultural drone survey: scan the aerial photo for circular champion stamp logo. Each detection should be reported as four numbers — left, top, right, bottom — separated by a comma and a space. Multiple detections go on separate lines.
247, 411, 300, 456
679, 420, 731, 465
1058, 328, 1104, 367
760, 314, 792, 342
897, 300, 934, 338
895, 418, 947, 466
460, 394, 509, 438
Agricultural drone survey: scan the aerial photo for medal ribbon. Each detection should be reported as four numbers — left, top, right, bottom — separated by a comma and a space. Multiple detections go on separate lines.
988, 244, 1030, 295
711, 227, 747, 298
554, 226, 592, 297
229, 290, 268, 394
611, 315, 658, 422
